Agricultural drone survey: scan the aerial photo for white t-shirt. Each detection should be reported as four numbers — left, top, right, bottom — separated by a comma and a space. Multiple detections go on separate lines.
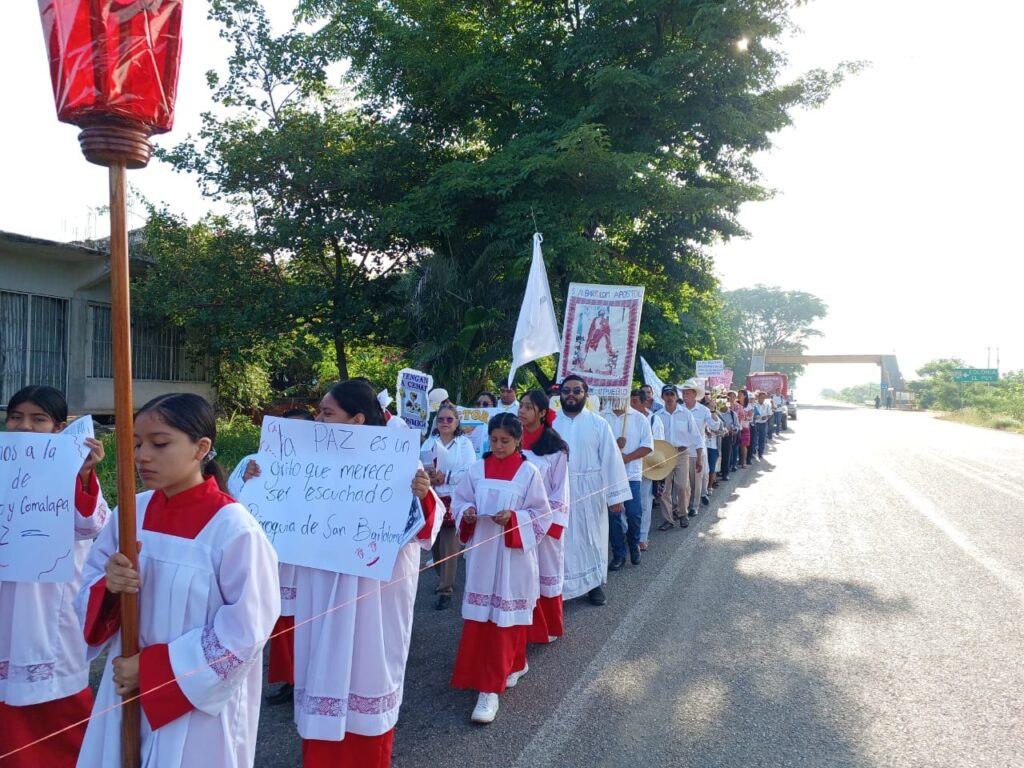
685, 402, 715, 450
602, 409, 655, 482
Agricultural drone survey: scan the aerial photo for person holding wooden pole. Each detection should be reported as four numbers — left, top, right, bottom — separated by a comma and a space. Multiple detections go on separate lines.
74, 394, 280, 767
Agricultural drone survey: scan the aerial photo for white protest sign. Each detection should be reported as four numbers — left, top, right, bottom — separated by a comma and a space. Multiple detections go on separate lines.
459, 420, 487, 458
456, 406, 504, 459
244, 417, 421, 580
0, 433, 82, 583
397, 368, 432, 434
696, 360, 725, 377
62, 415, 95, 462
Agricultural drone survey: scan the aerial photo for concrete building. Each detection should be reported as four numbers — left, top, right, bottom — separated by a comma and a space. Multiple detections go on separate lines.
1, 230, 211, 416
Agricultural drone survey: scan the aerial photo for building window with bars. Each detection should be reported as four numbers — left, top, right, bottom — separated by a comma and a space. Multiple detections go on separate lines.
0, 290, 68, 404
89, 304, 208, 382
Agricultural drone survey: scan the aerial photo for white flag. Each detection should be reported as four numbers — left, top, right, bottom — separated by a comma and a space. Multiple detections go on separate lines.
508, 233, 561, 387
640, 356, 666, 407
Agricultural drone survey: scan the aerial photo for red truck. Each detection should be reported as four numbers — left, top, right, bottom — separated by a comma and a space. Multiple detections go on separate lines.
745, 372, 788, 398
746, 371, 794, 427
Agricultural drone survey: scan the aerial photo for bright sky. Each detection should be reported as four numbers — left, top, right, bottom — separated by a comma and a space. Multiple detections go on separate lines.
2, 1, 1021, 395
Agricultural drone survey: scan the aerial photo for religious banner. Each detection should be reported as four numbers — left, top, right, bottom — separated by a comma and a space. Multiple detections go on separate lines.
0, 433, 83, 583
397, 368, 432, 434
242, 416, 421, 580
558, 283, 645, 401
696, 359, 725, 377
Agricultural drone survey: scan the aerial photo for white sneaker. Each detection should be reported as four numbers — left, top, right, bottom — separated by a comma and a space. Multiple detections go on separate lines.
471, 692, 500, 723
505, 662, 529, 688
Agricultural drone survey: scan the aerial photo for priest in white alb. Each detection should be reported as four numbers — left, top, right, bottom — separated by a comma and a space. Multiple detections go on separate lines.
553, 375, 631, 606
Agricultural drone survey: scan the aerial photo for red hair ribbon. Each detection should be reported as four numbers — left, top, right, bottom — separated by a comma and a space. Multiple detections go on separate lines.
545, 409, 557, 428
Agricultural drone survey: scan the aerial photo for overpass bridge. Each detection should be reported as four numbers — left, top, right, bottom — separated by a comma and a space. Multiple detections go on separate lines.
753, 350, 909, 401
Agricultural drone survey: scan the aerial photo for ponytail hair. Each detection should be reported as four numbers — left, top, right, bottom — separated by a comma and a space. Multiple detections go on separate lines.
521, 389, 569, 457
136, 393, 228, 492
326, 379, 387, 427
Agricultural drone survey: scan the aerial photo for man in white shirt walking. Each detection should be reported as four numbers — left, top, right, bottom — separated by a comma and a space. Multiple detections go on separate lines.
603, 398, 654, 569
655, 384, 699, 530
680, 378, 711, 516
631, 388, 664, 550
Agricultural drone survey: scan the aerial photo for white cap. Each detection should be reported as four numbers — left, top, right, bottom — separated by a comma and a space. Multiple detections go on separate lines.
428, 388, 450, 412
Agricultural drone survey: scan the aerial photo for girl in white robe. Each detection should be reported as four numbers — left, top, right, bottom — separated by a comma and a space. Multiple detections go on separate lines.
283, 380, 440, 768
1, 386, 109, 768
517, 390, 571, 644
74, 393, 280, 768
450, 413, 552, 724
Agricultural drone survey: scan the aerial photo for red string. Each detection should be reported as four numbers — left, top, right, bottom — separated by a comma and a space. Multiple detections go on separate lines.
0, 451, 679, 761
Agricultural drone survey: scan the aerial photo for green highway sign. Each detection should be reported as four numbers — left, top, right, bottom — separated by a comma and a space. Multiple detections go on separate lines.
953, 368, 999, 383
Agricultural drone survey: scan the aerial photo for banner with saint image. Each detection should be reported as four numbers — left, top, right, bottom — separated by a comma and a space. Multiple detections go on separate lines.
558, 283, 644, 401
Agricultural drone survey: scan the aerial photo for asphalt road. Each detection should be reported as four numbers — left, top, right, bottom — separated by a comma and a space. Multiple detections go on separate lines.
94, 403, 1024, 767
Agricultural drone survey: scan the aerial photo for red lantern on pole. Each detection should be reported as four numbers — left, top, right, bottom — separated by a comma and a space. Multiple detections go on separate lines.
38, 3, 183, 766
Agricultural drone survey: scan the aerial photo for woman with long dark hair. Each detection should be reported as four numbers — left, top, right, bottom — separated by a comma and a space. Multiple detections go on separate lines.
1, 386, 109, 767
290, 380, 440, 767
76, 393, 280, 766
518, 390, 570, 644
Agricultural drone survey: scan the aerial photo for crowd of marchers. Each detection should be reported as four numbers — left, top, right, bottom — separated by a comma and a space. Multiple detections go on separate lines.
0, 373, 791, 768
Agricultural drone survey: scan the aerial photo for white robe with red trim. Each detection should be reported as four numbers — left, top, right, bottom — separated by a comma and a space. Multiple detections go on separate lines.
292, 489, 442, 742
0, 473, 110, 705
451, 460, 552, 626
74, 487, 280, 768
522, 450, 570, 598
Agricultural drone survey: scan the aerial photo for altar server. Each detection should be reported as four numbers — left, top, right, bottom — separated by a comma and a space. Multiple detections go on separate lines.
450, 413, 552, 723
517, 390, 571, 643
290, 380, 441, 767
0, 386, 109, 767
75, 393, 280, 767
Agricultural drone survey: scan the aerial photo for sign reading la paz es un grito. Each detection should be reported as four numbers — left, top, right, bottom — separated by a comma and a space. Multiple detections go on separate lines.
953, 368, 999, 383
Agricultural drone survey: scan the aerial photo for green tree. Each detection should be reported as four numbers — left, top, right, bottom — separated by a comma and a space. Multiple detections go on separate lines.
724, 285, 828, 382
158, 0, 428, 381
132, 210, 295, 411
296, 0, 857, 396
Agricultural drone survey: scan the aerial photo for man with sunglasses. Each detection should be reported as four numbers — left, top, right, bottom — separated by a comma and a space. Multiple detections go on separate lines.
553, 375, 632, 606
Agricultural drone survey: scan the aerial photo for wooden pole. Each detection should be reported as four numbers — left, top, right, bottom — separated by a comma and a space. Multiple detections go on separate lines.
108, 161, 141, 768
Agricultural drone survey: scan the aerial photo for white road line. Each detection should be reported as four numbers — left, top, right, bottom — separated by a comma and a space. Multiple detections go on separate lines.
512, 527, 706, 767
869, 461, 1024, 603
924, 450, 1024, 505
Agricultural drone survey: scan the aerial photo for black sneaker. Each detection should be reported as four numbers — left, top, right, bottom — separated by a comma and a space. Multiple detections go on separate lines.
701, 495, 710, 506
629, 545, 641, 565
435, 593, 452, 610
266, 683, 293, 706
687, 508, 698, 517
609, 556, 626, 571
679, 517, 689, 528
587, 586, 607, 606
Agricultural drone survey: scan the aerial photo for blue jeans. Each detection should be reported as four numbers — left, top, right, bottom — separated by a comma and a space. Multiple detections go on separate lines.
707, 447, 719, 477
754, 422, 768, 457
730, 436, 740, 471
610, 480, 642, 558
773, 411, 784, 434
